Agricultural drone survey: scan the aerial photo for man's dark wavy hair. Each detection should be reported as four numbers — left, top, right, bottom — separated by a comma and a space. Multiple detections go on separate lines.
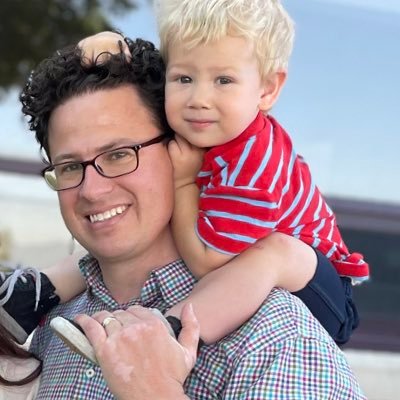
20, 38, 173, 159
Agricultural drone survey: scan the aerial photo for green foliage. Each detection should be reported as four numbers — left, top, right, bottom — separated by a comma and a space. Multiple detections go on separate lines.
0, 0, 137, 91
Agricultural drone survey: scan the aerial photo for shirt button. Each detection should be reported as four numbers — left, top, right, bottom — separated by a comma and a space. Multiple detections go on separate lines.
85, 368, 95, 378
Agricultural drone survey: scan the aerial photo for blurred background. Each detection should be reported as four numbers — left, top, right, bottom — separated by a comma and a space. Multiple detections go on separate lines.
0, 0, 399, 398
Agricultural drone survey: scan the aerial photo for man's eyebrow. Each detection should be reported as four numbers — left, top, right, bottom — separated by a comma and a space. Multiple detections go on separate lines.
53, 139, 135, 164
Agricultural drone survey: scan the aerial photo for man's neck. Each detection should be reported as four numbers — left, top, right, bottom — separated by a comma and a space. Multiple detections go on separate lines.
97, 233, 180, 304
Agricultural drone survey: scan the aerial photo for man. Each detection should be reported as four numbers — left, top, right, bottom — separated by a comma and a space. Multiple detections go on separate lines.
21, 39, 365, 399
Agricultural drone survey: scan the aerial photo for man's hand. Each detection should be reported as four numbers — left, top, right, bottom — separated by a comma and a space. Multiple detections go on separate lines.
168, 135, 205, 189
78, 31, 131, 65
75, 304, 199, 400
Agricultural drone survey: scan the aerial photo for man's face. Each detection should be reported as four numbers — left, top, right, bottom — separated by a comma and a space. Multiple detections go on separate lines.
47, 85, 175, 265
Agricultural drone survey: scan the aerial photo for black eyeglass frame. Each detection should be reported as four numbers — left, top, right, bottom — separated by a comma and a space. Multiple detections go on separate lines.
42, 134, 167, 191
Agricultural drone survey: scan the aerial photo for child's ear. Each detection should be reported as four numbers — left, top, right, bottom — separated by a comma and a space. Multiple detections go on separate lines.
259, 71, 287, 112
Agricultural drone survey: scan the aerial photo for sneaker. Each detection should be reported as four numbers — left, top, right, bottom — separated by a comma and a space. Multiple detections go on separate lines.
0, 264, 60, 344
50, 316, 98, 365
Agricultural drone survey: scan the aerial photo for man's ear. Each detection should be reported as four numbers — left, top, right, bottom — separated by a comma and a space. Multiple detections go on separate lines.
259, 71, 287, 112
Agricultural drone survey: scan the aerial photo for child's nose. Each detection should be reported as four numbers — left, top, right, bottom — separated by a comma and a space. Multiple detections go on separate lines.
187, 83, 211, 109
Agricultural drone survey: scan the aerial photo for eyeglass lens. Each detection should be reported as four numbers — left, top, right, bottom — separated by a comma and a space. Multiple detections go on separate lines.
45, 147, 138, 190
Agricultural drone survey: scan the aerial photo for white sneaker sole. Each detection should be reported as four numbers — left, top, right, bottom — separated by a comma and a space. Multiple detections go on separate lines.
0, 307, 28, 344
50, 316, 98, 365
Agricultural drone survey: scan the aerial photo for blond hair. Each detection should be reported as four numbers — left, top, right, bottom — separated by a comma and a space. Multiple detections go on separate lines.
155, 0, 295, 81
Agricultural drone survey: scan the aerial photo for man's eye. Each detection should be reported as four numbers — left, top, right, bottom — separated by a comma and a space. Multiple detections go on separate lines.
108, 150, 131, 161
60, 163, 82, 174
217, 77, 232, 85
179, 76, 192, 84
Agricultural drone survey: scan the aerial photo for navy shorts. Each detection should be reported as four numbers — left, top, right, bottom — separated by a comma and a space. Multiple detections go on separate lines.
292, 250, 359, 345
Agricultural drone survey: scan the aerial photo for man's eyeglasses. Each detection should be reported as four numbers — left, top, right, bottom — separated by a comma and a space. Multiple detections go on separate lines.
42, 134, 166, 191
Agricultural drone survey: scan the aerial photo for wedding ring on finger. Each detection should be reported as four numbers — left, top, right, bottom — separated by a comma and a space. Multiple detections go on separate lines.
101, 316, 118, 329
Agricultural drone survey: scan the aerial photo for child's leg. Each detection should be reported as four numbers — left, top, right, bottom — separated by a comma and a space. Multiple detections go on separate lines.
42, 250, 86, 303
166, 232, 317, 344
0, 265, 60, 344
0, 251, 86, 344
292, 250, 359, 345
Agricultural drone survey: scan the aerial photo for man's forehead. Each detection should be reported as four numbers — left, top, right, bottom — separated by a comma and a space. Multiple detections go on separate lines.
47, 86, 160, 161
54, 85, 144, 116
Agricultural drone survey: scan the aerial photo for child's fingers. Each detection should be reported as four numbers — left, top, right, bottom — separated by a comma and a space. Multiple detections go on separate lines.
77, 31, 131, 66
121, 41, 132, 61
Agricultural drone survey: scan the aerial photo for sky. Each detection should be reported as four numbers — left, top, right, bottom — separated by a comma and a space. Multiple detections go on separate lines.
0, 0, 399, 205
315, 0, 400, 14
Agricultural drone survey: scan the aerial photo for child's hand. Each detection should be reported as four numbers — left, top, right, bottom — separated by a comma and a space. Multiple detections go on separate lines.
168, 135, 205, 189
78, 31, 131, 65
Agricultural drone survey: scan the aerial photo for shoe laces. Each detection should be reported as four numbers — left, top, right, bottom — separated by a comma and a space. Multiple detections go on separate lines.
0, 265, 41, 311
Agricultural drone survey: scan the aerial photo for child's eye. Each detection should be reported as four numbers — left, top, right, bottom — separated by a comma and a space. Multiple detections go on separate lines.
217, 77, 232, 85
179, 76, 192, 84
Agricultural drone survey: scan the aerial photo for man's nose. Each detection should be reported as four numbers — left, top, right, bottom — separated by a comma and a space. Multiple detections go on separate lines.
187, 83, 211, 109
78, 164, 113, 201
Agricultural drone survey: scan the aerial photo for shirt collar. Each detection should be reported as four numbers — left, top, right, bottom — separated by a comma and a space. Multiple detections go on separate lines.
205, 111, 268, 159
78, 254, 197, 308
148, 259, 197, 307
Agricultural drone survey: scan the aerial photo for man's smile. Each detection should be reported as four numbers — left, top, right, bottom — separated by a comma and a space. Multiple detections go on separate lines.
88, 205, 128, 223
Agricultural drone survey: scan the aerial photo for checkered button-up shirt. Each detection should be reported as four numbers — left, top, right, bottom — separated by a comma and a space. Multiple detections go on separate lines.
31, 256, 366, 399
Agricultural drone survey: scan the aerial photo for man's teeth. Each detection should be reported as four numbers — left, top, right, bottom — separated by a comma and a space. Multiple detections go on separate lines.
89, 206, 127, 223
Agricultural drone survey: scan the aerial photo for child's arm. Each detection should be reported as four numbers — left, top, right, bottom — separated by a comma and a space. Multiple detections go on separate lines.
42, 250, 86, 303
168, 136, 234, 277
172, 182, 233, 277
166, 232, 317, 343
168, 136, 317, 343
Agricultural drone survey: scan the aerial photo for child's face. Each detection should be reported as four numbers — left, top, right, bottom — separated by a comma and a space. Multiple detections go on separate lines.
165, 35, 267, 148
